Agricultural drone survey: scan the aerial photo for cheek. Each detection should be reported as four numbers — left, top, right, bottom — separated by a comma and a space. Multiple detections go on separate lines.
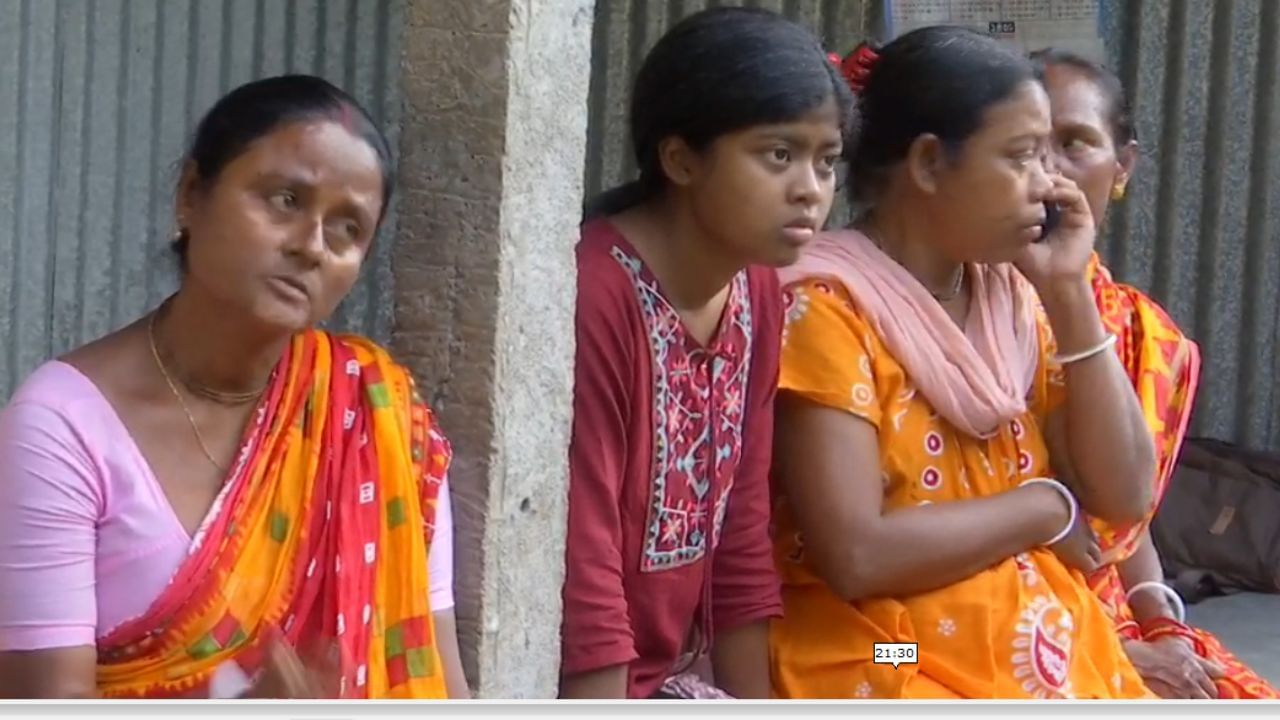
318, 253, 365, 305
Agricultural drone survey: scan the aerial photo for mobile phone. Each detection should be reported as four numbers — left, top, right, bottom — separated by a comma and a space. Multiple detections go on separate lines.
1038, 202, 1061, 242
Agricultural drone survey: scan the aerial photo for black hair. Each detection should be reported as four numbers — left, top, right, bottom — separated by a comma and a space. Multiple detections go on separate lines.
173, 74, 393, 267
848, 26, 1036, 210
585, 7, 857, 219
1030, 47, 1136, 145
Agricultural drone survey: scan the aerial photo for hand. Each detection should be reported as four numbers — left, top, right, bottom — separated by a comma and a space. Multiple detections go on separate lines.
1123, 636, 1224, 699
1048, 512, 1102, 574
242, 632, 341, 699
1013, 175, 1097, 290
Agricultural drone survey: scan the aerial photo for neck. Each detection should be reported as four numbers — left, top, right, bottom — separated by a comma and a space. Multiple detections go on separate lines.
861, 194, 963, 297
153, 285, 289, 396
625, 194, 741, 311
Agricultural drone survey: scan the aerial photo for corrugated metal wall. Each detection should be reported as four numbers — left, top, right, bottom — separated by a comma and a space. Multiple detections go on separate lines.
585, 0, 1280, 449
0, 0, 404, 402
1097, 0, 1280, 448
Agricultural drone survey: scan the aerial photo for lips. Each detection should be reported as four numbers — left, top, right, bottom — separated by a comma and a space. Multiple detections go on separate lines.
782, 218, 819, 246
271, 275, 310, 301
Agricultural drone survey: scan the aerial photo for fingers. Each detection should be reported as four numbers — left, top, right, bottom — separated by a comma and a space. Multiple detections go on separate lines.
1196, 654, 1228, 680
1190, 665, 1219, 700
1175, 650, 1218, 700
268, 639, 317, 698
1045, 175, 1087, 208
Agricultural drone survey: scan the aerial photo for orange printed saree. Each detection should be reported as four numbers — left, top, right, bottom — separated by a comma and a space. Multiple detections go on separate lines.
94, 330, 449, 699
1084, 254, 1277, 699
770, 278, 1150, 699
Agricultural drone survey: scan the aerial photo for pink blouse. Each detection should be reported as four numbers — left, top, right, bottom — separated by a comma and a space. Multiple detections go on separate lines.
0, 361, 455, 653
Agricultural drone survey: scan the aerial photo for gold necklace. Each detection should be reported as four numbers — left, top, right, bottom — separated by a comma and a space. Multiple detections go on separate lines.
864, 226, 966, 301
931, 266, 965, 302
147, 310, 227, 473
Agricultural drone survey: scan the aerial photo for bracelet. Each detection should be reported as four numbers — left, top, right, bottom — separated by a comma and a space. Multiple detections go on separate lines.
1053, 332, 1118, 365
1125, 580, 1187, 624
1021, 477, 1078, 546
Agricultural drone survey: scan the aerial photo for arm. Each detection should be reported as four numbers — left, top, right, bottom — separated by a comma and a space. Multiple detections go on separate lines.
1039, 281, 1155, 525
1116, 529, 1179, 624
710, 622, 771, 699
558, 263, 637, 699
426, 479, 470, 699
774, 394, 1073, 601
0, 402, 103, 698
431, 610, 470, 699
708, 270, 782, 699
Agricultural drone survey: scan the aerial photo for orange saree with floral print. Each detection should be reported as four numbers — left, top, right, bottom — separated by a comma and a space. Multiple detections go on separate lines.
94, 330, 449, 699
1084, 254, 1277, 699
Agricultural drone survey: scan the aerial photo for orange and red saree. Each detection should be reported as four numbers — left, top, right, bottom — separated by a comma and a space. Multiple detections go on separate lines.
94, 330, 449, 699
1084, 254, 1277, 699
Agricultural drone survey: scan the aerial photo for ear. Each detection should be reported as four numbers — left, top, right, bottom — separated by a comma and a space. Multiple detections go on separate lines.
656, 135, 701, 188
905, 133, 947, 196
1113, 139, 1138, 196
174, 160, 201, 228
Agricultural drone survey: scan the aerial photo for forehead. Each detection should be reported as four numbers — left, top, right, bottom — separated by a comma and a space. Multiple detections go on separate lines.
974, 81, 1052, 140
1042, 65, 1111, 129
229, 120, 384, 190
732, 97, 846, 141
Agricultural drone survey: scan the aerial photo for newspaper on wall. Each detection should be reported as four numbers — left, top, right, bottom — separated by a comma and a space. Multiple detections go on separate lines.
888, 0, 1104, 60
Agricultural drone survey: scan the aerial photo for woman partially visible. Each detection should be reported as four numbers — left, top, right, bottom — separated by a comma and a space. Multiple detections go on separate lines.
768, 28, 1157, 699
0, 76, 468, 699
1034, 47, 1279, 700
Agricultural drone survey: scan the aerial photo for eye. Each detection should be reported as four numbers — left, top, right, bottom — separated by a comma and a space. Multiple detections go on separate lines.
770, 147, 791, 164
325, 217, 365, 247
1063, 137, 1092, 153
268, 189, 298, 212
819, 152, 841, 171
1011, 149, 1038, 167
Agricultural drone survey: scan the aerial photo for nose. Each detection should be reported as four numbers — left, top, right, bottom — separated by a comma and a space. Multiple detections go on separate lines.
790, 162, 823, 207
1030, 154, 1056, 199
286, 217, 326, 266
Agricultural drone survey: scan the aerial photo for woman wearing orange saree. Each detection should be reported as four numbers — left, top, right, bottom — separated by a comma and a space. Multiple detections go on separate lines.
768, 28, 1157, 699
0, 76, 467, 699
1035, 47, 1279, 700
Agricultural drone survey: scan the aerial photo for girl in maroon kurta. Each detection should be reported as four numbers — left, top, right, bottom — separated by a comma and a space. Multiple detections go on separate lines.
559, 8, 856, 700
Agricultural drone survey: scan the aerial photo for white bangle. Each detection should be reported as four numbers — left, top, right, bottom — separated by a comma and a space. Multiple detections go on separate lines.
1125, 580, 1187, 624
1021, 477, 1078, 546
1053, 332, 1118, 365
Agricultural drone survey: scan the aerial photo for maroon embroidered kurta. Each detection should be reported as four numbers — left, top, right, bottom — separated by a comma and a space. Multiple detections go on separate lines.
560, 218, 783, 699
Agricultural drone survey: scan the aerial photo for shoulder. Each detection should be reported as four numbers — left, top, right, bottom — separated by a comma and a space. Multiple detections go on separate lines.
576, 219, 641, 312
0, 362, 114, 506
782, 277, 870, 334
4, 361, 114, 427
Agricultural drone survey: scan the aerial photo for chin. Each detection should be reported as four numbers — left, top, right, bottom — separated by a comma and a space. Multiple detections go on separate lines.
759, 244, 804, 269
252, 301, 315, 335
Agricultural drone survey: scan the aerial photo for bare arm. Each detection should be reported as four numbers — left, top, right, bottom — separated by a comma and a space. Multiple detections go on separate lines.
710, 620, 771, 699
431, 610, 470, 699
775, 395, 1073, 601
1038, 281, 1155, 525
0, 647, 98, 698
559, 664, 629, 699
1116, 530, 1179, 623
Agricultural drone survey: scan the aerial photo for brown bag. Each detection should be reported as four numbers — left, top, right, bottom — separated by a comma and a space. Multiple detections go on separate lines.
1150, 439, 1280, 598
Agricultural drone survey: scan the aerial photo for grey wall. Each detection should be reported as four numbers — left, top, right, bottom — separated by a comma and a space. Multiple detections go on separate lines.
1097, 0, 1279, 447
0, 0, 404, 401
585, 0, 1280, 449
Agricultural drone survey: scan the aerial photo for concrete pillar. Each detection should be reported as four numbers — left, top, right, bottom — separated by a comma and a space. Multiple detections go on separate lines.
391, 0, 594, 699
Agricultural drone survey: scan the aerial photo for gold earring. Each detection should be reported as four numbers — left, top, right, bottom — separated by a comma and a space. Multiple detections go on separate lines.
1111, 184, 1127, 201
